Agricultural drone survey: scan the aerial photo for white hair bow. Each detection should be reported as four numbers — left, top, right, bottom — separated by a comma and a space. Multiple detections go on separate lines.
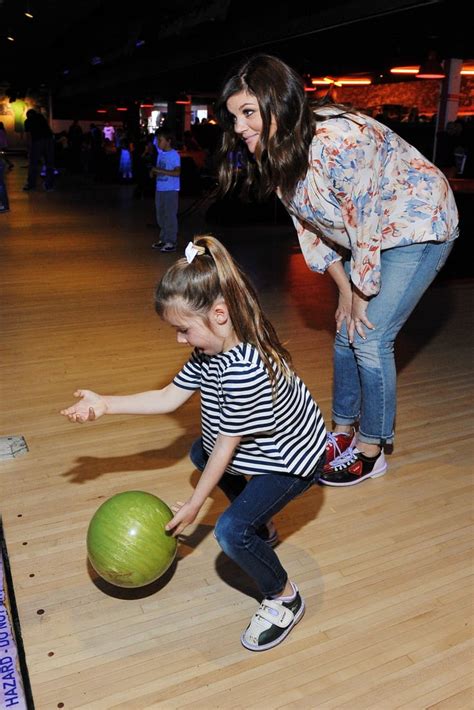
185, 242, 206, 264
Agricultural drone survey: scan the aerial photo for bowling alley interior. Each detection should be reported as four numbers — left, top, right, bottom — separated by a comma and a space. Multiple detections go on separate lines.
1, 1, 473, 708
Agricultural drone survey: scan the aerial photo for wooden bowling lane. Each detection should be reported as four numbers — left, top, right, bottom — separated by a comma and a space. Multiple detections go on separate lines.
1, 167, 473, 708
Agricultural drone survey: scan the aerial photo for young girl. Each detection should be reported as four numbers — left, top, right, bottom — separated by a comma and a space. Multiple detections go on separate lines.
61, 235, 327, 652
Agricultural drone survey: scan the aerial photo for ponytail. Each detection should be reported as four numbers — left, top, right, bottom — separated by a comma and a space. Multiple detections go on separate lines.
155, 235, 293, 389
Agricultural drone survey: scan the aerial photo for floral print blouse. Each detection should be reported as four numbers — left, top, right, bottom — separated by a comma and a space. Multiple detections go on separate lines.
284, 110, 459, 296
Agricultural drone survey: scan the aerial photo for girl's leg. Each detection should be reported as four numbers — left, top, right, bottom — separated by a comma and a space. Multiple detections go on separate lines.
214, 467, 319, 598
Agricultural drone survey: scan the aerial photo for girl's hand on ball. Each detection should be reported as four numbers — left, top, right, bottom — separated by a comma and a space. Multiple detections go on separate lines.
166, 500, 199, 537
60, 389, 108, 423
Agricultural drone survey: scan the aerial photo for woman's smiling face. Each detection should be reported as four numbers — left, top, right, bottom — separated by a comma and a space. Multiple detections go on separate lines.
226, 90, 276, 154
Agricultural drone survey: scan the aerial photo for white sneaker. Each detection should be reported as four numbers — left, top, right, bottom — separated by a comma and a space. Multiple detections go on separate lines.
241, 582, 305, 651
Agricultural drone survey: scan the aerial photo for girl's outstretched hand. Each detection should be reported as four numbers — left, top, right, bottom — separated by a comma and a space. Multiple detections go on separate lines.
60, 389, 108, 423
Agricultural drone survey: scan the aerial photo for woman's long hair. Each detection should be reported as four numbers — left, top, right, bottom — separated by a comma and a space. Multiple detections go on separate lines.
215, 53, 352, 203
155, 235, 293, 389
215, 54, 315, 202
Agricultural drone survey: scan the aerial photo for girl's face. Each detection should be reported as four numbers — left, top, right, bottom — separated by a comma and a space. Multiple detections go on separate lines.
164, 305, 236, 356
226, 90, 276, 154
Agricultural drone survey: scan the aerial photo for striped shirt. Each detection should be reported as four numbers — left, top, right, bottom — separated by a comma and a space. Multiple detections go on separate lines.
174, 343, 326, 477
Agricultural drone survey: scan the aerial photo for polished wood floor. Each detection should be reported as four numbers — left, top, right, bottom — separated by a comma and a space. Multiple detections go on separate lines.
1, 167, 473, 709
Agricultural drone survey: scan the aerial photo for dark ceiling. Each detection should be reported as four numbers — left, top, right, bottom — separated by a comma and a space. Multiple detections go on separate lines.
0, 0, 471, 113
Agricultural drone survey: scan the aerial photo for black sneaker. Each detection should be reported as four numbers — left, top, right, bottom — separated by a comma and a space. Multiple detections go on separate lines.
160, 243, 176, 253
241, 582, 305, 651
151, 241, 164, 249
319, 447, 387, 487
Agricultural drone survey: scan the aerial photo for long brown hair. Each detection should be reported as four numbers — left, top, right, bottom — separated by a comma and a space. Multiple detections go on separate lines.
215, 54, 353, 202
155, 235, 293, 388
215, 54, 315, 202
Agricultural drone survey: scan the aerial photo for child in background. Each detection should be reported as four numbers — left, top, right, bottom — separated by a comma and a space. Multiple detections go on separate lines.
118, 138, 133, 180
61, 235, 327, 652
151, 128, 181, 253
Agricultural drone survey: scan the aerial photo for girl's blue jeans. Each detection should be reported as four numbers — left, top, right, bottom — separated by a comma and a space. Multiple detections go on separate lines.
190, 438, 323, 598
333, 239, 455, 445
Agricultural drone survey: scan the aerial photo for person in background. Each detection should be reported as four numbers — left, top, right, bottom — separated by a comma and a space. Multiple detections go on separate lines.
151, 128, 181, 253
0, 122, 14, 170
0, 152, 10, 212
215, 54, 459, 487
118, 138, 133, 180
23, 109, 55, 191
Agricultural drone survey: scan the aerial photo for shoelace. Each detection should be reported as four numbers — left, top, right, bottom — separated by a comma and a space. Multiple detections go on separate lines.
330, 446, 358, 470
326, 432, 345, 458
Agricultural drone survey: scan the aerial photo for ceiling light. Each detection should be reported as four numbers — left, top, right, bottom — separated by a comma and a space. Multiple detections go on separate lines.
390, 66, 420, 74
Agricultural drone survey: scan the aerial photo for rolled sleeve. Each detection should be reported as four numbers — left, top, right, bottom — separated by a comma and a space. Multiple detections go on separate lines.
290, 214, 342, 274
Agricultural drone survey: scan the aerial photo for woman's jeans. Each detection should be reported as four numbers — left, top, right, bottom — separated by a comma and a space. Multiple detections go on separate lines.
190, 438, 322, 598
333, 239, 455, 445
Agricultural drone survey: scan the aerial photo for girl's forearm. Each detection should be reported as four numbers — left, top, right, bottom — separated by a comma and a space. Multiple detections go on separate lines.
190, 434, 241, 508
104, 383, 192, 415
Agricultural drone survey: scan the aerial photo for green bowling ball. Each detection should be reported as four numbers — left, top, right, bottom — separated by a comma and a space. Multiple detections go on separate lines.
87, 491, 177, 588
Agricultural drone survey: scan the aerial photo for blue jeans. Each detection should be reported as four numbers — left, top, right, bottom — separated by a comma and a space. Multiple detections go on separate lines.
333, 239, 456, 445
155, 190, 179, 246
190, 438, 323, 598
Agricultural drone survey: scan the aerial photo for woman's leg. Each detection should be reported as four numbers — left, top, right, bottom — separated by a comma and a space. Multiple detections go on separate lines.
357, 241, 454, 445
333, 241, 454, 445
324, 240, 455, 486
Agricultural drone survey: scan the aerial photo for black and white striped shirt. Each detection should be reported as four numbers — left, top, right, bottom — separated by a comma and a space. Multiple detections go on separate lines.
174, 343, 326, 477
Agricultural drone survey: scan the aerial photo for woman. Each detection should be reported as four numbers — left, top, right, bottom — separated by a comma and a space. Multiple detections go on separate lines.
215, 54, 459, 487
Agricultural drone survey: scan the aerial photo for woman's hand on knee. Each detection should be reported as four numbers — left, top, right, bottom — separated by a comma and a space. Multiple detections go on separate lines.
349, 291, 375, 343
335, 291, 353, 334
